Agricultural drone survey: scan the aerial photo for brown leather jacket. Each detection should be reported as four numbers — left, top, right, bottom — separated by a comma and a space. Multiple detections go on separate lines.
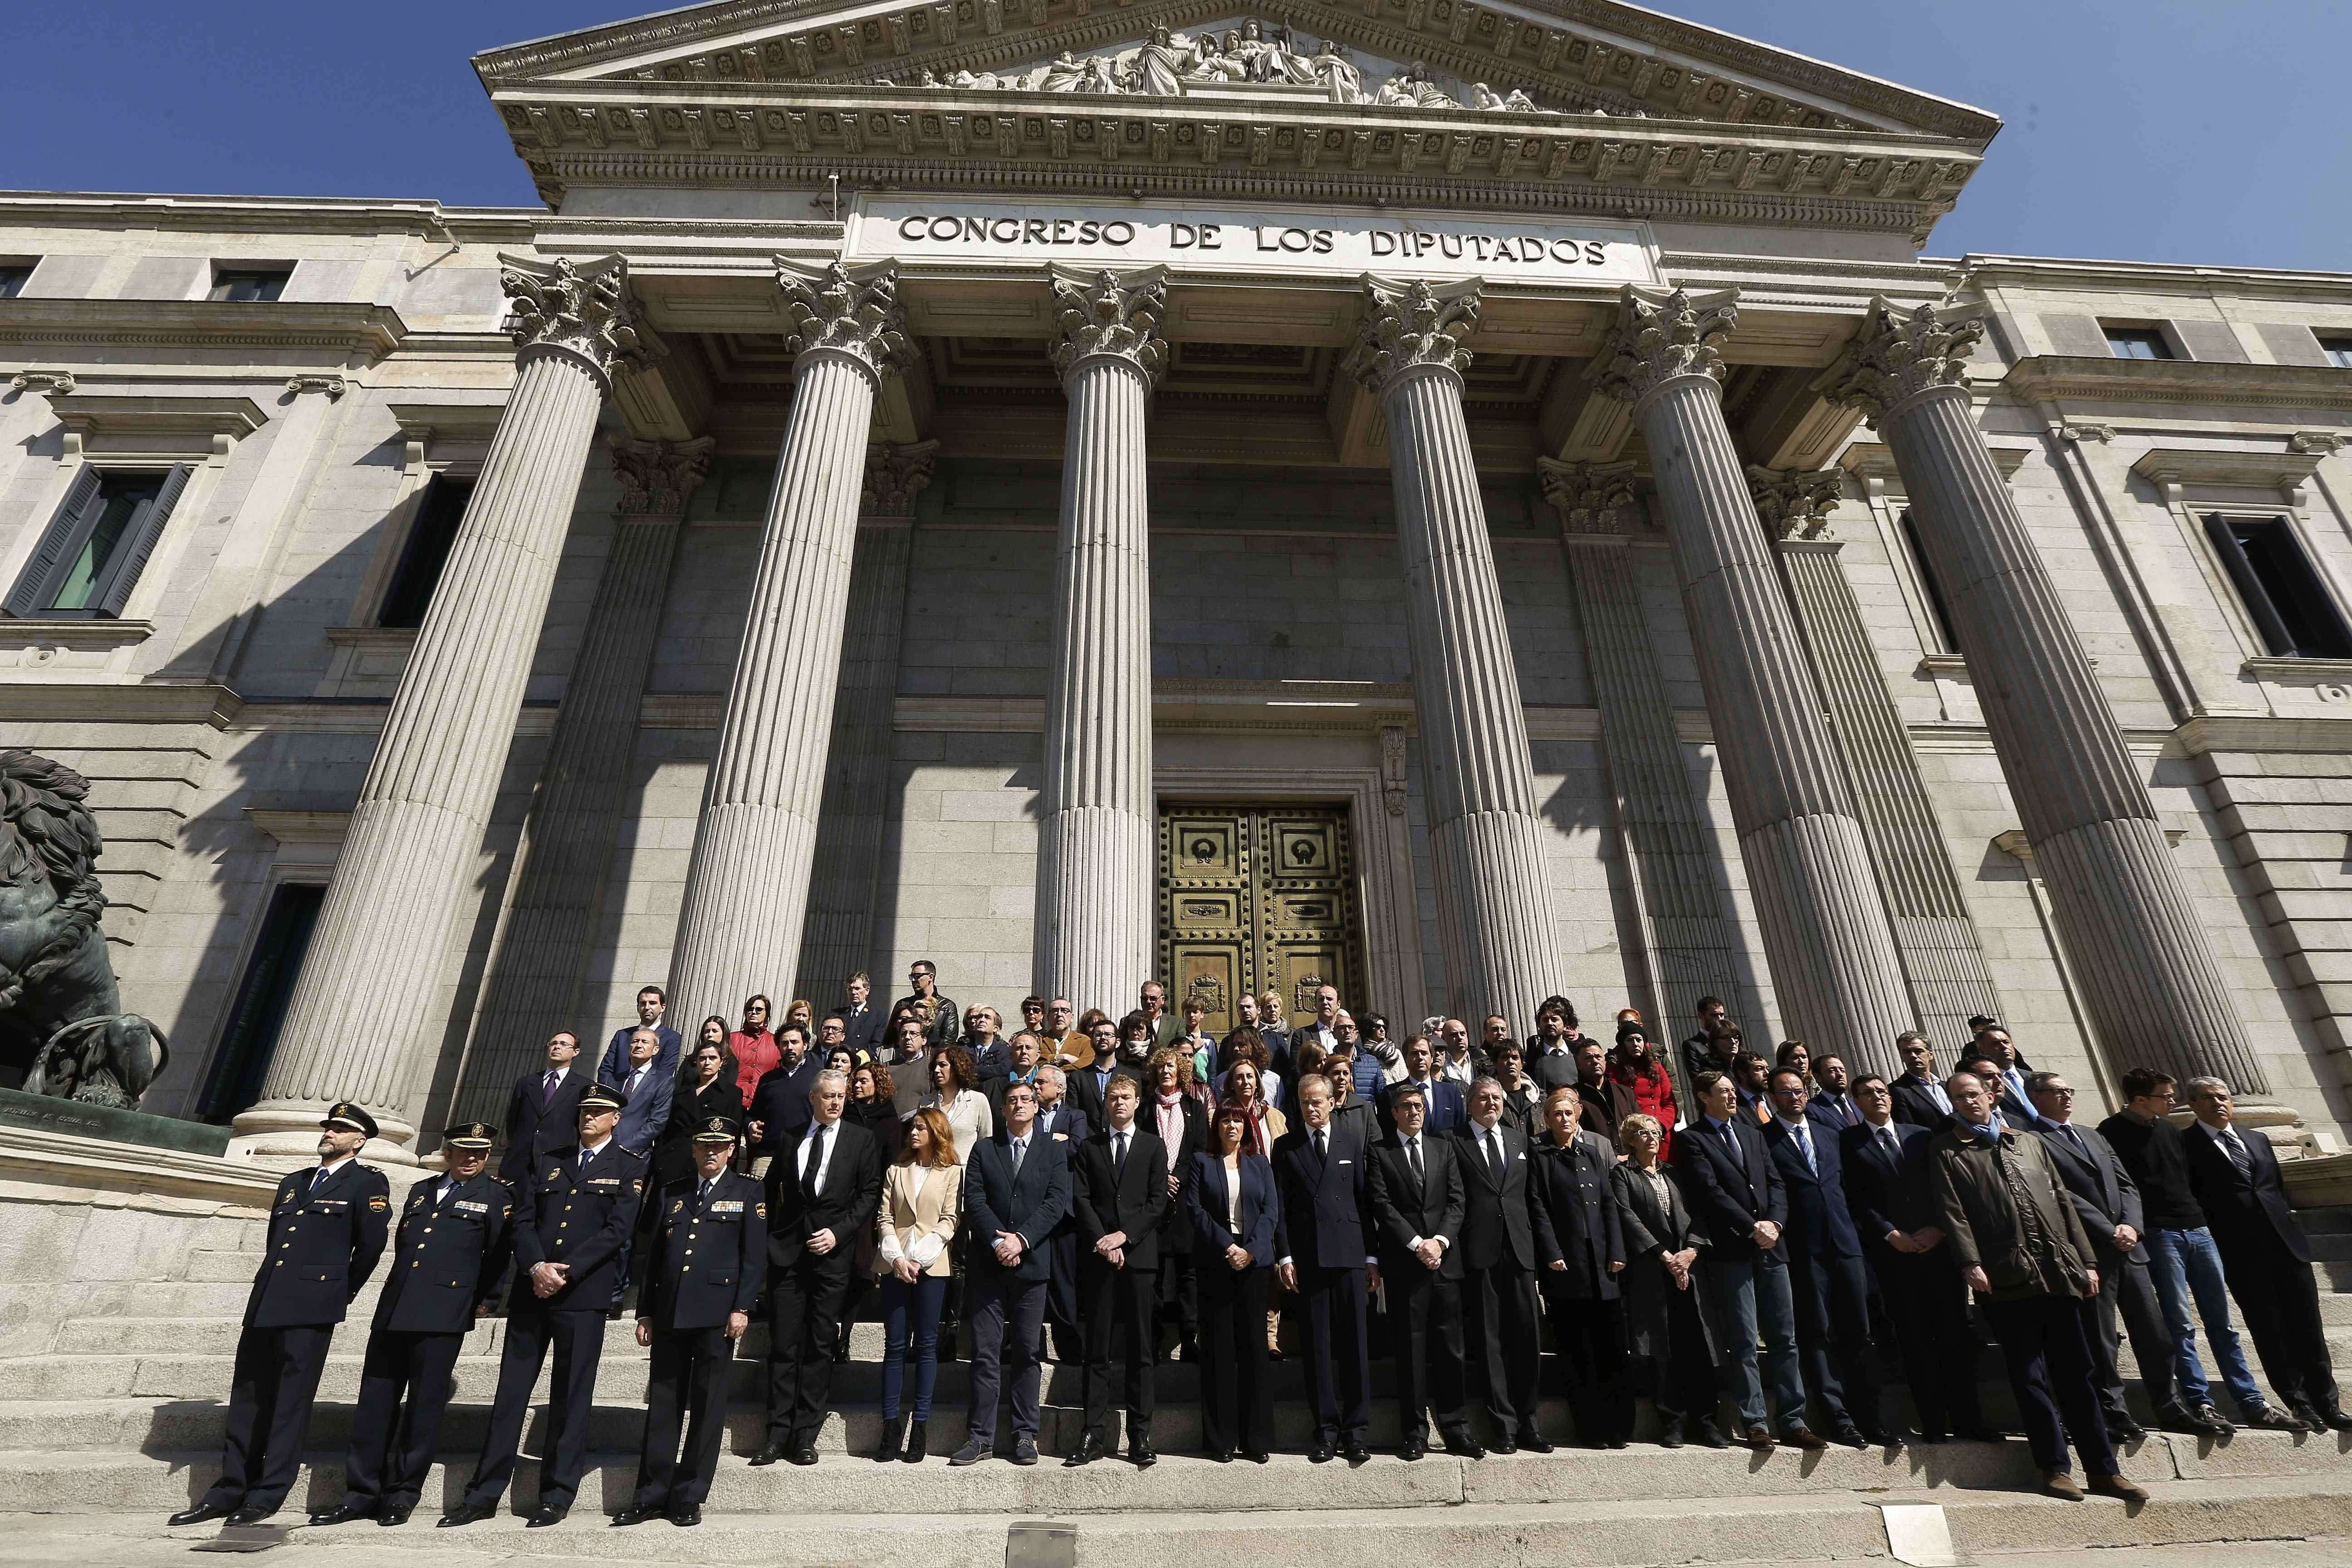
1929, 1121, 2097, 1303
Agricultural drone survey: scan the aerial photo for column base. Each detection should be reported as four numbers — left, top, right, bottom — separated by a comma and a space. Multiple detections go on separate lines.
225, 1103, 418, 1168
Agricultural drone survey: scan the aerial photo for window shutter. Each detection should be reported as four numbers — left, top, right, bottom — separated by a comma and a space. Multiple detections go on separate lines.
4, 466, 104, 618
2205, 513, 2297, 657
94, 462, 189, 618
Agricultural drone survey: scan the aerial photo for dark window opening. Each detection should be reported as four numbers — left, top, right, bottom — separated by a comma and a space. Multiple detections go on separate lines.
196, 882, 328, 1124
3, 464, 189, 620
376, 474, 473, 628
1900, 508, 1960, 652
2103, 326, 2174, 361
208, 266, 291, 303
2204, 513, 2352, 659
2320, 336, 2352, 371
0, 265, 31, 299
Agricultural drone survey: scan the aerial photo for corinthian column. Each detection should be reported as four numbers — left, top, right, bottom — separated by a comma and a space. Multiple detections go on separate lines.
1826, 299, 2263, 1092
1034, 266, 1166, 1010
232, 255, 647, 1160
1596, 286, 1914, 1073
456, 436, 712, 1124
1352, 276, 1561, 1025
667, 260, 909, 1027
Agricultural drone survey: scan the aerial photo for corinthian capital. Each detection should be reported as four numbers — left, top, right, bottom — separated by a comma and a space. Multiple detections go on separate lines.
778, 258, 912, 383
609, 435, 715, 517
1820, 296, 1983, 420
500, 254, 650, 389
1744, 466, 1846, 540
1348, 275, 1481, 395
1048, 265, 1168, 387
862, 439, 941, 518
1537, 458, 1640, 536
1593, 285, 1739, 405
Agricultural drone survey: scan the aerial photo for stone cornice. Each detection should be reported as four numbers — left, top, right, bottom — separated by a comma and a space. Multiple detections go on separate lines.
0, 299, 407, 361
2001, 356, 2352, 414
0, 191, 539, 240
1946, 253, 2352, 305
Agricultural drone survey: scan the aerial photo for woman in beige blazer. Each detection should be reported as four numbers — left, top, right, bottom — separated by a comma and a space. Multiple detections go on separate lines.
873, 1106, 963, 1464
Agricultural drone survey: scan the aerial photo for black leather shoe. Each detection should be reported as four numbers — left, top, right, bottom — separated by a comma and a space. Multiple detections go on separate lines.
1398, 1438, 1425, 1462
168, 1503, 234, 1529
1832, 1422, 1870, 1450
749, 1442, 787, 1466
1487, 1438, 1517, 1456
1693, 1422, 1731, 1450
378, 1504, 413, 1527
668, 1508, 702, 1527
1212, 1448, 1236, 1463
1343, 1443, 1372, 1467
789, 1446, 819, 1466
437, 1499, 497, 1529
1440, 1431, 1483, 1459
1657, 1418, 1685, 1450
2107, 1420, 2147, 1444
612, 1506, 664, 1527
225, 1506, 276, 1527
2318, 1407, 2352, 1432
1064, 1433, 1106, 1468
1129, 1441, 1157, 1469
308, 1504, 375, 1527
1519, 1430, 1555, 1454
525, 1505, 568, 1529
1242, 1449, 1270, 1464
1308, 1441, 1337, 1464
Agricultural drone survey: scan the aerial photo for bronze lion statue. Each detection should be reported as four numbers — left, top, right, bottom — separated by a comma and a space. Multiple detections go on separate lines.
0, 751, 167, 1107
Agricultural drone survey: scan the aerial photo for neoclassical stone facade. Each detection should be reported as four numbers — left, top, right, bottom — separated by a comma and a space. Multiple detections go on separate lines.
0, 0, 2348, 1162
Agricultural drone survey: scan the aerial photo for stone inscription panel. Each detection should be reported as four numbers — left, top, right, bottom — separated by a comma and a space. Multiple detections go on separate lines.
850, 196, 1660, 287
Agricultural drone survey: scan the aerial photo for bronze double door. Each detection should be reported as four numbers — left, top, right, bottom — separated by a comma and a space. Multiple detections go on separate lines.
1156, 801, 1367, 1038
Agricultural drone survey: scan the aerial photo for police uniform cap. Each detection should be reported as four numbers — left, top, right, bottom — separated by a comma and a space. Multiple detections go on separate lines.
321, 1102, 379, 1139
691, 1116, 742, 1144
442, 1120, 496, 1150
579, 1083, 627, 1112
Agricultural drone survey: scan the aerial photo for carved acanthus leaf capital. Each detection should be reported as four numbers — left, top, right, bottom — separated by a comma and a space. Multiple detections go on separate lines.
862, 439, 941, 518
1538, 458, 1641, 536
1744, 466, 1847, 540
1820, 295, 1983, 421
1348, 275, 1481, 395
778, 258, 912, 383
9, 371, 75, 397
609, 436, 716, 517
1593, 285, 1738, 405
1048, 265, 1168, 387
500, 254, 649, 387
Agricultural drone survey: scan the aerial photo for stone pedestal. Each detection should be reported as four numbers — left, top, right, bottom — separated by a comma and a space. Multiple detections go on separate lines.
668, 260, 909, 1028
1597, 287, 1915, 1073
1828, 298, 2263, 1092
1033, 267, 1165, 1010
230, 256, 646, 1161
1355, 278, 1562, 1026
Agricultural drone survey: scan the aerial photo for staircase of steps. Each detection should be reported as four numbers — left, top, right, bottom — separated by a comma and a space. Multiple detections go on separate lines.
3, 1201, 2347, 1564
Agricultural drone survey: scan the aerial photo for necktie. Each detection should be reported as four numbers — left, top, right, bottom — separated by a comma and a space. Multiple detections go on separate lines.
2060, 1123, 2089, 1158
437, 1177, 455, 1208
695, 1178, 713, 1214
2222, 1128, 2252, 1178
803, 1122, 828, 1200
1795, 1126, 1815, 1174
310, 1164, 331, 1192
1879, 1125, 1900, 1160
1928, 1079, 1951, 1114
1313, 1128, 1328, 1165
1485, 1130, 1504, 1186
543, 1069, 559, 1107
1407, 1136, 1424, 1189
1012, 1137, 1028, 1178
1112, 1131, 1128, 1182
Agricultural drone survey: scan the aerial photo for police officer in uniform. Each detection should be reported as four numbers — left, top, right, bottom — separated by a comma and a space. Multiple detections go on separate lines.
310, 1121, 513, 1528
169, 1103, 390, 1528
615, 1117, 765, 1527
441, 1083, 647, 1529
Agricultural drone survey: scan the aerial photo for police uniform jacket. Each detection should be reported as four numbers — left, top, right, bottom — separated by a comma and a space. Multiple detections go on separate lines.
374, 1170, 514, 1334
637, 1169, 766, 1331
511, 1139, 650, 1311
247, 1160, 392, 1329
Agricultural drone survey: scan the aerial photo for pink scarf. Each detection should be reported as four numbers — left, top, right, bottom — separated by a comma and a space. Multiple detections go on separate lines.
1155, 1092, 1185, 1170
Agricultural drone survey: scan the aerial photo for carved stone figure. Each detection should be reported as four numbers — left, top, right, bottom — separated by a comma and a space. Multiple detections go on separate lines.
1039, 51, 1088, 91
1136, 26, 1186, 96
0, 752, 167, 1108
1302, 38, 1362, 99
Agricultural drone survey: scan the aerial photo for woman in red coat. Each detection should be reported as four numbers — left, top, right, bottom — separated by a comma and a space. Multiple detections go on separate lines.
728, 994, 779, 1105
1610, 1022, 1678, 1162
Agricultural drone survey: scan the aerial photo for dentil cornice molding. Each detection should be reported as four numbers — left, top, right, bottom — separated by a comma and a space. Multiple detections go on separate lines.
1348, 275, 1481, 395
1818, 294, 1979, 423
1745, 465, 1845, 540
862, 438, 942, 516
1536, 456, 1637, 535
499, 253, 653, 389
777, 256, 913, 382
1047, 264, 1170, 387
1592, 284, 1736, 406
608, 435, 717, 515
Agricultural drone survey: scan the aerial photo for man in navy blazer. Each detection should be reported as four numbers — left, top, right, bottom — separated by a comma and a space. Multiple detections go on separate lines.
1452, 1077, 1547, 1451
1272, 1072, 1377, 1465
603, 1028, 675, 1158
951, 1080, 1073, 1466
502, 1029, 590, 1185
1888, 1032, 1955, 1133
1762, 1069, 1882, 1446
1067, 1075, 1170, 1467
597, 985, 682, 1085
1676, 1068, 1822, 1450
1378, 1033, 1466, 1136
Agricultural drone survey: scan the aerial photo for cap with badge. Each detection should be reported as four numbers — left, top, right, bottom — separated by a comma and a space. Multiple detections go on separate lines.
691, 1116, 743, 1145
442, 1121, 496, 1150
578, 1083, 628, 1113
321, 1102, 379, 1140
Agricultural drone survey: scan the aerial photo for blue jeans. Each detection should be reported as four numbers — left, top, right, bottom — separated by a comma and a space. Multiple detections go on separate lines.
2146, 1225, 2264, 1414
1698, 1249, 1810, 1432
880, 1272, 949, 1422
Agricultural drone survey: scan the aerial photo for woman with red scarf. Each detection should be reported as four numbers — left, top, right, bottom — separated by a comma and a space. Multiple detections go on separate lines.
728, 994, 779, 1104
1610, 1022, 1679, 1161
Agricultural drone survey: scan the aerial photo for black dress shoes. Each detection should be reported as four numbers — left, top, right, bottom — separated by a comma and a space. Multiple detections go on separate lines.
1441, 1431, 1484, 1460
1831, 1422, 1870, 1450
1518, 1430, 1555, 1454
168, 1503, 233, 1529
307, 1504, 375, 1527
1693, 1422, 1732, 1450
378, 1504, 413, 1528
1212, 1448, 1236, 1463
437, 1498, 497, 1529
1342, 1443, 1372, 1467
1308, 1440, 1338, 1464
1398, 1438, 1425, 1462
2106, 1419, 2148, 1444
612, 1506, 665, 1527
1241, 1449, 1270, 1465
1129, 1441, 1157, 1469
526, 1504, 569, 1529
669, 1507, 703, 1527
789, 1445, 820, 1466
225, 1506, 276, 1527
1487, 1438, 1517, 1456
1657, 1419, 1685, 1450
749, 1441, 787, 1466
1064, 1433, 1107, 1468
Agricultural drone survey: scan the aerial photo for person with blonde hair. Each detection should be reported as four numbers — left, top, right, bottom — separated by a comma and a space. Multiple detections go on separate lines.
873, 1107, 964, 1463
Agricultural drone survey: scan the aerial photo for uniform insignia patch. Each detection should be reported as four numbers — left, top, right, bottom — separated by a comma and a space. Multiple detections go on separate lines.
632, 1180, 645, 1193
455, 1199, 489, 1214
711, 1200, 744, 1214
671, 1199, 686, 1215
755, 1203, 767, 1218
367, 1195, 389, 1211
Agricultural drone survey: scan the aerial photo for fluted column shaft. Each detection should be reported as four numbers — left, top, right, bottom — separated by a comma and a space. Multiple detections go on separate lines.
235, 255, 643, 1157
1880, 380, 2262, 1091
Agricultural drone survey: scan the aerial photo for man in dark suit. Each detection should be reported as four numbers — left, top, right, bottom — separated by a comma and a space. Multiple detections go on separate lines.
752, 1068, 884, 1466
170, 1102, 390, 1529
1273, 1072, 1377, 1464
597, 985, 682, 1086
1841, 1075, 1990, 1444
1676, 1068, 1821, 1450
890, 957, 959, 1053
746, 1025, 822, 1162
1067, 1074, 1169, 1466
2026, 1071, 2180, 1441
1807, 1053, 1862, 1133
1889, 1031, 1955, 1132
1528, 1088, 1630, 1449
1762, 1069, 1882, 1447
616, 1117, 765, 1528
501, 1029, 589, 1184
604, 1026, 676, 1158
1568, 1037, 1640, 1153
952, 1080, 1073, 1466
312, 1121, 511, 1529
1366, 1081, 1472, 1460
1066, 1017, 1138, 1131
2182, 1078, 2350, 1430
1378, 1033, 1466, 1137
1452, 1076, 1546, 1451
1030, 1065, 1089, 1360
838, 971, 887, 1062
444, 1084, 647, 1529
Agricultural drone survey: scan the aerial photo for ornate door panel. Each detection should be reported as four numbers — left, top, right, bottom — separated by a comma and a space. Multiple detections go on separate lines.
1159, 802, 1365, 1037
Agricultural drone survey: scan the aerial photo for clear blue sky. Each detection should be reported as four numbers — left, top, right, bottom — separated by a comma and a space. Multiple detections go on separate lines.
6, 0, 2346, 272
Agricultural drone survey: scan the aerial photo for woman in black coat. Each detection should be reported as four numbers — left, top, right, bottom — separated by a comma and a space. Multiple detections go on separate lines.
1529, 1086, 1629, 1448
1188, 1099, 1279, 1461
1609, 1111, 1726, 1449
656, 1038, 746, 1186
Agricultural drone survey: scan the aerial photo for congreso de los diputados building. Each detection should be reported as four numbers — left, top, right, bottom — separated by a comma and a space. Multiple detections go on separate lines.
1, 0, 2350, 1172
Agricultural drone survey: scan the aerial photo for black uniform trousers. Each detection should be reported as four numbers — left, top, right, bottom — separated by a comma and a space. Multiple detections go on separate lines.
1196, 1263, 1274, 1455
1080, 1260, 1159, 1443
339, 1329, 466, 1511
765, 1255, 853, 1447
634, 1325, 734, 1514
1787, 1249, 1879, 1432
1460, 1261, 1541, 1439
1866, 1249, 1984, 1438
2227, 1235, 2342, 1417
1983, 1293, 2118, 1479
1385, 1265, 1468, 1444
2087, 1251, 2178, 1422
199, 1323, 337, 1512
1544, 1289, 1631, 1446
1294, 1262, 1371, 1446
462, 1304, 606, 1512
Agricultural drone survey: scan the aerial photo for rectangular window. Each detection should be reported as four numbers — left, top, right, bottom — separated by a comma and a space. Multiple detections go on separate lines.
2204, 514, 2352, 659
375, 473, 473, 628
2103, 326, 2174, 361
196, 882, 328, 1123
4, 464, 191, 619
207, 265, 291, 303
2320, 336, 2352, 370
1899, 508, 1960, 651
0, 264, 31, 299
